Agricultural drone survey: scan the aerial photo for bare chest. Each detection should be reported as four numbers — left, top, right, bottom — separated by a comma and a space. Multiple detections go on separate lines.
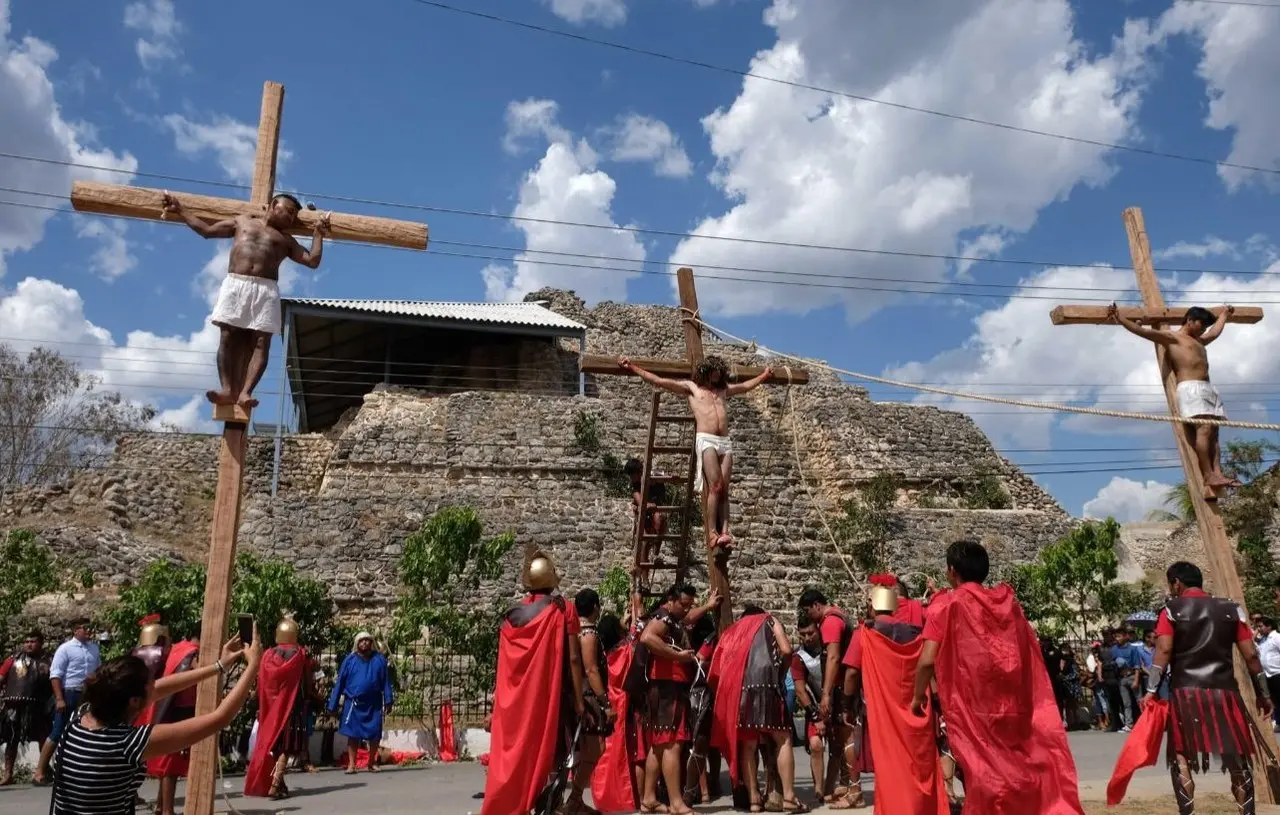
233, 220, 291, 264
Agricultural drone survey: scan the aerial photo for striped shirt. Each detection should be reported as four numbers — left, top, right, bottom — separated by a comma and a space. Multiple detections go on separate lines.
53, 720, 153, 815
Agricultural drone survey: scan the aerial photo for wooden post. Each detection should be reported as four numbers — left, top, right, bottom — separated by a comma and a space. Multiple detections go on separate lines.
66, 80, 429, 815
1051, 207, 1276, 803
184, 426, 248, 815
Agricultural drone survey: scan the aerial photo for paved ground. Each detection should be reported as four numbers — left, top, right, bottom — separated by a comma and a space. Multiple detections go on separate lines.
2, 732, 1276, 813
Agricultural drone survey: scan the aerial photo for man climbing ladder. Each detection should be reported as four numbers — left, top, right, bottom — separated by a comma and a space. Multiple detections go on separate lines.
619, 356, 772, 551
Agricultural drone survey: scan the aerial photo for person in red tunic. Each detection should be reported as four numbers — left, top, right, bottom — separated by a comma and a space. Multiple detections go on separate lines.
638, 583, 699, 815
842, 580, 947, 815
709, 604, 806, 813
245, 616, 314, 800
1143, 560, 1272, 815
912, 539, 1085, 815
141, 636, 200, 815
798, 588, 855, 806
791, 621, 826, 801
481, 550, 584, 815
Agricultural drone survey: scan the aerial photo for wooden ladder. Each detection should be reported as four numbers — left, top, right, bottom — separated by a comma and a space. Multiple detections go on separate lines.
633, 391, 699, 598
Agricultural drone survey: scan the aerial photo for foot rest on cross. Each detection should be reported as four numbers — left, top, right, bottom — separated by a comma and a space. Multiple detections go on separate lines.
212, 404, 253, 424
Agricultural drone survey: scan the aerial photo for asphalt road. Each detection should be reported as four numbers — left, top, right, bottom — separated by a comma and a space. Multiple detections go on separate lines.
0, 731, 1243, 814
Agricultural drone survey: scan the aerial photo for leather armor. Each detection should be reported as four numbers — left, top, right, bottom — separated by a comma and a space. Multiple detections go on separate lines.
1167, 595, 1242, 691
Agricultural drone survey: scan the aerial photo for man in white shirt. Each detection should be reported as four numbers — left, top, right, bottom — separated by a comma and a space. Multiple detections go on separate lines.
1255, 616, 1280, 730
33, 618, 101, 783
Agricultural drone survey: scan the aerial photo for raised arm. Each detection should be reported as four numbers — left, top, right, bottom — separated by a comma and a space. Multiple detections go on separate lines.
161, 194, 236, 239
619, 358, 693, 396
727, 367, 773, 396
289, 212, 329, 269
1108, 303, 1177, 345
152, 637, 243, 701
684, 589, 722, 627
1199, 304, 1233, 345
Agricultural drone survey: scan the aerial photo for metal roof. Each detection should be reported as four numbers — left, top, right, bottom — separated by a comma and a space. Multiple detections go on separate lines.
282, 298, 586, 333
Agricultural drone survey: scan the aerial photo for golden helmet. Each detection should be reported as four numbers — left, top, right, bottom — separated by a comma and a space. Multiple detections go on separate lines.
137, 614, 169, 648
275, 616, 300, 645
523, 549, 560, 592
869, 585, 899, 615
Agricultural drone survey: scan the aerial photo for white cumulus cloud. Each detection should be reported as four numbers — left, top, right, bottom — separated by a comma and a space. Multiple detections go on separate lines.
1083, 476, 1176, 523
0, 0, 137, 278
123, 0, 182, 70
666, 0, 1159, 321
600, 114, 693, 178
543, 0, 626, 27
484, 99, 645, 303
162, 112, 292, 184
1154, 236, 1239, 261
73, 218, 137, 281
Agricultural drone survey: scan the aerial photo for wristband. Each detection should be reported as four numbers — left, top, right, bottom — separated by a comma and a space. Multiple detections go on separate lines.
1255, 672, 1272, 699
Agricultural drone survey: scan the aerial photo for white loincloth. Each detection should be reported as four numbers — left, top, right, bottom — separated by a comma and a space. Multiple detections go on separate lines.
210, 273, 282, 334
694, 432, 732, 493
1176, 380, 1226, 419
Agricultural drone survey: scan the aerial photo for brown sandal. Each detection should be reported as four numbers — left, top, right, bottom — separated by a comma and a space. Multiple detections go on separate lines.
827, 791, 865, 810
782, 798, 811, 813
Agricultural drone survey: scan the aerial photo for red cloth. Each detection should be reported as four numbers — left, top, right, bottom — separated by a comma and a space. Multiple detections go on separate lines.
339, 748, 424, 767
0, 656, 11, 679
861, 629, 948, 815
593, 642, 640, 814
1107, 700, 1169, 805
144, 639, 201, 778
707, 613, 769, 786
1154, 589, 1251, 641
819, 607, 847, 647
926, 583, 1085, 815
481, 599, 569, 815
245, 645, 308, 797
898, 597, 926, 627
438, 701, 457, 762
523, 594, 581, 634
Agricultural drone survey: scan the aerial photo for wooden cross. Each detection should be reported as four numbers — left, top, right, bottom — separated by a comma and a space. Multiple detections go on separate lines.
69, 81, 428, 815
580, 268, 809, 630
1051, 207, 1277, 803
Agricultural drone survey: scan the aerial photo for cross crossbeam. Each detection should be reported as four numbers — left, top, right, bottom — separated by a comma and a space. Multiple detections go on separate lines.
582, 268, 809, 630
66, 80, 428, 815
1050, 207, 1277, 804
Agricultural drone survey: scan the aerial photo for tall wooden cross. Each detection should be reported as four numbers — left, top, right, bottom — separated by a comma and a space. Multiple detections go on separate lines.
69, 81, 428, 815
1051, 207, 1277, 803
580, 268, 809, 630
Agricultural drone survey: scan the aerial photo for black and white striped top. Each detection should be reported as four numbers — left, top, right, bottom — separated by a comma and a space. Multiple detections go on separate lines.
53, 720, 153, 815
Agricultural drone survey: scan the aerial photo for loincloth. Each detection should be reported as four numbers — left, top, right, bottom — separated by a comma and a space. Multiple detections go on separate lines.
211, 273, 282, 335
694, 433, 732, 493
1176, 380, 1226, 420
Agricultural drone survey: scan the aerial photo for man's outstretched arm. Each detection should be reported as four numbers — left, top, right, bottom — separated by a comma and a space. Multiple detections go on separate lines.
162, 194, 236, 239
1108, 303, 1176, 345
1199, 305, 1233, 345
289, 213, 329, 269
618, 357, 693, 395
727, 366, 774, 396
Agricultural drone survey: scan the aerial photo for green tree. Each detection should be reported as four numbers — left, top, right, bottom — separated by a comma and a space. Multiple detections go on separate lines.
1220, 440, 1280, 617
1145, 482, 1195, 524
834, 473, 901, 573
104, 553, 339, 656
0, 529, 63, 650
1012, 519, 1159, 642
599, 566, 631, 616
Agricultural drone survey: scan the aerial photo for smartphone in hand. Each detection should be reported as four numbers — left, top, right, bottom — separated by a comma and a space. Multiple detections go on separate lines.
237, 614, 254, 646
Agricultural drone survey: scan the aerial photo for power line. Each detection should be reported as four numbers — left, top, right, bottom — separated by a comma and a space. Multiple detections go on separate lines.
401, 0, 1280, 178
4, 153, 1280, 279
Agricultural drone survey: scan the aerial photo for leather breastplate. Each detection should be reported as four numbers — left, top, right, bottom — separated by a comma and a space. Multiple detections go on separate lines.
871, 619, 923, 645
1167, 596, 1241, 691
3, 653, 48, 700
132, 644, 169, 680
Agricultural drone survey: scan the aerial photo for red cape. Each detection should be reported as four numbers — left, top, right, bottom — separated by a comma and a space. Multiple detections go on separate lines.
481, 601, 568, 815
1106, 699, 1170, 805
707, 613, 769, 786
861, 629, 948, 815
245, 645, 307, 797
898, 597, 926, 627
592, 642, 640, 813
931, 584, 1085, 815
144, 639, 201, 778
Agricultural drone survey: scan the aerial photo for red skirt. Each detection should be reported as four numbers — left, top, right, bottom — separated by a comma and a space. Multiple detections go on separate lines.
1167, 688, 1255, 771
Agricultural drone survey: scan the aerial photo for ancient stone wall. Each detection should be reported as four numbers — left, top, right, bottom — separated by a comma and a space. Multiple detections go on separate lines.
2, 290, 1077, 621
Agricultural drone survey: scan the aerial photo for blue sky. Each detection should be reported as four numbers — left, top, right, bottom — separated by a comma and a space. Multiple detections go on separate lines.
3, 0, 1280, 522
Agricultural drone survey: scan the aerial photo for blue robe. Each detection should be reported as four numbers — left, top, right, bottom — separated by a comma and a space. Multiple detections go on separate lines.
328, 651, 393, 741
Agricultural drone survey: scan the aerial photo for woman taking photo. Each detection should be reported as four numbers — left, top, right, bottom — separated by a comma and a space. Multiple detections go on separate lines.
52, 629, 263, 815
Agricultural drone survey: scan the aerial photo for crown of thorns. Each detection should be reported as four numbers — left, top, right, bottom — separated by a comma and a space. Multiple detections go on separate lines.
693, 356, 730, 385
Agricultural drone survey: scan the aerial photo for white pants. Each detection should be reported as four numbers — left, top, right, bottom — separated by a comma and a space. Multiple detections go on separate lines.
1176, 380, 1226, 419
211, 273, 281, 334
694, 432, 732, 493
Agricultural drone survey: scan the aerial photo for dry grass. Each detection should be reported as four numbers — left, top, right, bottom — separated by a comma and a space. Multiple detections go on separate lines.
1085, 792, 1277, 814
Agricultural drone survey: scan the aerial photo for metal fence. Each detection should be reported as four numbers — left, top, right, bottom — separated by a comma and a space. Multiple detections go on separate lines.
312, 648, 493, 731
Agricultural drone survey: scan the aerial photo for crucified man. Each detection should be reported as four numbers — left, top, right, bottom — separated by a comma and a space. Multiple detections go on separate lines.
162, 192, 328, 411
1107, 302, 1241, 500
619, 355, 772, 551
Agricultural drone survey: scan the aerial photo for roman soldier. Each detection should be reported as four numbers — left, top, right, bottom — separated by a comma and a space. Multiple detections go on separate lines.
142, 635, 201, 815
246, 615, 316, 800
0, 631, 52, 786
131, 614, 171, 681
